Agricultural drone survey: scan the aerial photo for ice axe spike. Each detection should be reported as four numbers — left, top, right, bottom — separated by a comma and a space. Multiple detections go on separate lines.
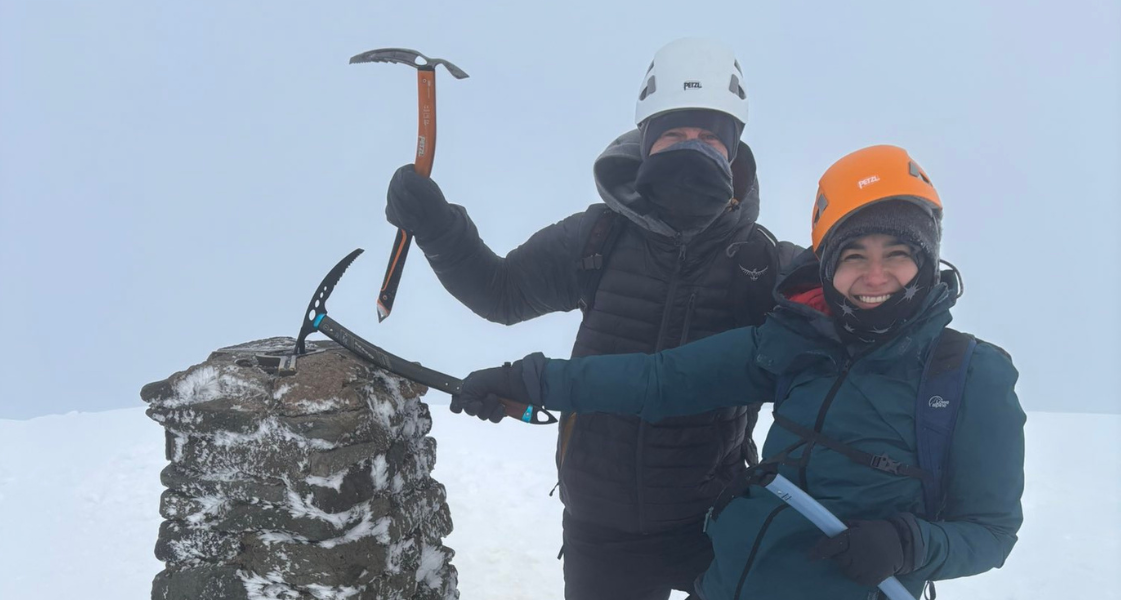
350, 47, 469, 322
294, 249, 557, 426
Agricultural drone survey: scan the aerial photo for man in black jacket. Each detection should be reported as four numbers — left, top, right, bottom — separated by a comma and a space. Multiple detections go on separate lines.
384, 38, 798, 600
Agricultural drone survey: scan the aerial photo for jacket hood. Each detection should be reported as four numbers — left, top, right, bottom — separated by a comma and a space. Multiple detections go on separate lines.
593, 129, 760, 241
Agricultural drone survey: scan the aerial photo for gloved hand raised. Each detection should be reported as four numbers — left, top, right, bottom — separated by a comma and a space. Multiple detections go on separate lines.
385, 164, 456, 240
808, 518, 918, 587
451, 360, 535, 424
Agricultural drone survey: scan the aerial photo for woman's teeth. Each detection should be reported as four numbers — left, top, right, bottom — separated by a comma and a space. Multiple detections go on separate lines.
857, 294, 891, 305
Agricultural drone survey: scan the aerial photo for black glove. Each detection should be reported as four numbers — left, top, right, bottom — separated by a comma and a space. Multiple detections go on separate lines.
808, 518, 917, 587
385, 164, 456, 239
451, 360, 535, 424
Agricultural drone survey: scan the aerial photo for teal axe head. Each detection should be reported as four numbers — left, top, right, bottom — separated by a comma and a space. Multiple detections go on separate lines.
295, 248, 364, 355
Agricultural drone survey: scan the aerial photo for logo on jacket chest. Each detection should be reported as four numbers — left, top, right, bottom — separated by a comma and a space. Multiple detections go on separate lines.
738, 264, 769, 281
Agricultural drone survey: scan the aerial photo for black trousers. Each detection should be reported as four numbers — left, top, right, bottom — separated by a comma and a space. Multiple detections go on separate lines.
561, 512, 713, 600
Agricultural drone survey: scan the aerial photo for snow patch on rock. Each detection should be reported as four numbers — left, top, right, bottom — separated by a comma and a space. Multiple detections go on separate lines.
305, 471, 346, 491
241, 570, 302, 600
416, 543, 449, 589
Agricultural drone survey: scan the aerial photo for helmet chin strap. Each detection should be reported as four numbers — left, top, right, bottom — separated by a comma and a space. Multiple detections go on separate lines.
940, 259, 965, 299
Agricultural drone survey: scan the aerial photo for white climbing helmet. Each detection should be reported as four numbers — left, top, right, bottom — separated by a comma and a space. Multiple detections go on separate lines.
634, 38, 749, 127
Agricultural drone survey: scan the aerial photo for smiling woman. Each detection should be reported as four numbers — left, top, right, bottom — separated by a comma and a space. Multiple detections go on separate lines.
809, 145, 945, 345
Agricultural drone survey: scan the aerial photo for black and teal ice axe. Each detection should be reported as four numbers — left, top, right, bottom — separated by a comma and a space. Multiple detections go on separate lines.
294, 249, 557, 425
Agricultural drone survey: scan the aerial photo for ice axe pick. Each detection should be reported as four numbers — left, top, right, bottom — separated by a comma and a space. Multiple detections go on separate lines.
350, 47, 469, 322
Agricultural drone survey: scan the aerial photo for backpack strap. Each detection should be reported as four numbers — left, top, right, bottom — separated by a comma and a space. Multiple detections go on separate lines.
915, 327, 977, 520
772, 413, 933, 481
728, 222, 780, 328
559, 206, 623, 486
575, 206, 624, 314
774, 373, 794, 406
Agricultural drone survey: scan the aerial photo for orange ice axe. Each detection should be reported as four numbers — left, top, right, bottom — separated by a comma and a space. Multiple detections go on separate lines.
349, 48, 469, 322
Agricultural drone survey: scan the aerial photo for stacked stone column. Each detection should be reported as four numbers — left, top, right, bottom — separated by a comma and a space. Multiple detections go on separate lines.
141, 337, 458, 600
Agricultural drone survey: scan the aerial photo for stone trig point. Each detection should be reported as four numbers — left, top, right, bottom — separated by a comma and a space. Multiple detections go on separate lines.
141, 337, 458, 600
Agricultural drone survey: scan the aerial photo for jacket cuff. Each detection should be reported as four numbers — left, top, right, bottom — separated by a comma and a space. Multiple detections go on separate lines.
519, 352, 549, 407
889, 513, 927, 575
414, 204, 466, 249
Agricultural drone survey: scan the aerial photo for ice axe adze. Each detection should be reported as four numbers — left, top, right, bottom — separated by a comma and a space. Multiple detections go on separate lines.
350, 47, 469, 322
294, 249, 557, 425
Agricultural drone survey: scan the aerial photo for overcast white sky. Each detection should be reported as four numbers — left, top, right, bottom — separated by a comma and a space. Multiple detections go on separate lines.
1, 0, 1118, 419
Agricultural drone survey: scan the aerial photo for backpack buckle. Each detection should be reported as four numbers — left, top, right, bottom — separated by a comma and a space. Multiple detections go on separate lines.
870, 453, 903, 475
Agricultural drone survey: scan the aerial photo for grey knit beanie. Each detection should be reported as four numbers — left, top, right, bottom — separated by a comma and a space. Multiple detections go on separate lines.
640, 109, 742, 161
821, 199, 942, 281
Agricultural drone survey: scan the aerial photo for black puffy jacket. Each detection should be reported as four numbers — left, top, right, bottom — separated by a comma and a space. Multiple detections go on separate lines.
413, 130, 799, 534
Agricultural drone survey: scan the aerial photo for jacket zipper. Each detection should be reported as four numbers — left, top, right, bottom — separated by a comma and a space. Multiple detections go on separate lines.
638, 240, 688, 533
655, 242, 688, 351
678, 292, 698, 347
732, 504, 789, 599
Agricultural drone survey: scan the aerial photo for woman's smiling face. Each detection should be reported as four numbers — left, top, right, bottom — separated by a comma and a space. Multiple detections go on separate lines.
830, 233, 919, 309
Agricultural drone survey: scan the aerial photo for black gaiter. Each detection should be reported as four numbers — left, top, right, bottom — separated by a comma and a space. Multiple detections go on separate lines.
634, 140, 734, 233
823, 259, 938, 346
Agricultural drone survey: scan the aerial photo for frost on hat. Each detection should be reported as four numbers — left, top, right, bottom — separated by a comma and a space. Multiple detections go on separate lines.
640, 109, 742, 161
821, 200, 942, 280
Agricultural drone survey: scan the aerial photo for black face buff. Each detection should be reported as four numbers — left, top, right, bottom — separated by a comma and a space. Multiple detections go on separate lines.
635, 140, 734, 234
823, 258, 937, 346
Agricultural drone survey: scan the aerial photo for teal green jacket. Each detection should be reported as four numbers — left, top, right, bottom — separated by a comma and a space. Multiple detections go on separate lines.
529, 257, 1025, 600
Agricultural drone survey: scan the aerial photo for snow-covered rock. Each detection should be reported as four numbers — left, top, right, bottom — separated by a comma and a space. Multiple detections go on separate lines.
140, 337, 457, 600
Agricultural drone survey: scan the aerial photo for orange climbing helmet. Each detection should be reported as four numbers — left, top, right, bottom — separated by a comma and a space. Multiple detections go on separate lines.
811, 145, 942, 254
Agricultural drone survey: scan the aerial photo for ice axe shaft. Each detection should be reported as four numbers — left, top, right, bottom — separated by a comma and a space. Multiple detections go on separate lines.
411, 66, 437, 178
295, 249, 555, 425
764, 474, 913, 600
314, 315, 556, 424
349, 47, 469, 322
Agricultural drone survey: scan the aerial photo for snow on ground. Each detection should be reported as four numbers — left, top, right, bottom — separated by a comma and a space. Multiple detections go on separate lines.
0, 407, 1117, 599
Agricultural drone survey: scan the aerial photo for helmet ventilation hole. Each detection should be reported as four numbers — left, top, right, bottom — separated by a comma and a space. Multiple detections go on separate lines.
908, 161, 932, 184
813, 193, 829, 224
728, 75, 746, 99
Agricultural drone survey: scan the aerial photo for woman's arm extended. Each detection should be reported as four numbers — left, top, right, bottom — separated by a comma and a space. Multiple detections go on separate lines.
522, 326, 775, 422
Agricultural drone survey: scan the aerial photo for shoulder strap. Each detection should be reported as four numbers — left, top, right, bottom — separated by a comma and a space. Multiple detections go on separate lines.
772, 412, 932, 481
575, 206, 624, 314
915, 327, 977, 520
729, 222, 779, 328
774, 373, 793, 406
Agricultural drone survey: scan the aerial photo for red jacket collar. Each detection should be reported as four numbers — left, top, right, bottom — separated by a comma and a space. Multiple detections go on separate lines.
785, 286, 832, 316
